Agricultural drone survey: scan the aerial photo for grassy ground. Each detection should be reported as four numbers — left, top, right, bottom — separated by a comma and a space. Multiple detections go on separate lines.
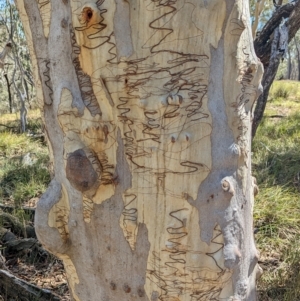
0, 113, 69, 299
0, 112, 50, 207
0, 81, 299, 299
253, 80, 300, 300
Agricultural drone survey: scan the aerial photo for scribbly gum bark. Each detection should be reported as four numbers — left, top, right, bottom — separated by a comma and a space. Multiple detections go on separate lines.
16, 0, 263, 300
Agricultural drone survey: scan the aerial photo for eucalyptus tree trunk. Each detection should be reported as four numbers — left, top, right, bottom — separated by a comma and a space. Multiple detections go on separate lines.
16, 0, 263, 300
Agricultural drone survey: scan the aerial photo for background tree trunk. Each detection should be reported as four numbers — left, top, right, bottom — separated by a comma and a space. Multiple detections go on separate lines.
3, 73, 13, 113
252, 0, 300, 138
287, 46, 292, 80
252, 24, 288, 138
252, 0, 266, 38
294, 37, 300, 81
16, 0, 262, 300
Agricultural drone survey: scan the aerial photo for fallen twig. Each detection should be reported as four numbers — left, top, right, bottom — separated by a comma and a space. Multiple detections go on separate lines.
0, 269, 61, 300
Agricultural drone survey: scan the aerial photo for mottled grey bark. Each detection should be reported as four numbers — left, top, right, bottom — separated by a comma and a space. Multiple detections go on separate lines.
252, 24, 288, 138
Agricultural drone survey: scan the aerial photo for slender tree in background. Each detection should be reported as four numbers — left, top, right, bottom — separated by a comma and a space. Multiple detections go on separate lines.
0, 0, 34, 132
16, 0, 263, 300
0, 42, 13, 113
286, 45, 292, 79
251, 0, 268, 38
294, 35, 300, 80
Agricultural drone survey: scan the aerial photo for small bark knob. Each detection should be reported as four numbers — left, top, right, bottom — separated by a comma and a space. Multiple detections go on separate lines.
221, 177, 235, 195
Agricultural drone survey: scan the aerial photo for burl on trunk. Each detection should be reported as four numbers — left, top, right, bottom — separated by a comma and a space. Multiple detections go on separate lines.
16, 0, 263, 300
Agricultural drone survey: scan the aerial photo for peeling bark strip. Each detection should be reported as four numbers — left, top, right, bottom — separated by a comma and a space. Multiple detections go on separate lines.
16, 0, 262, 300
23, 0, 53, 105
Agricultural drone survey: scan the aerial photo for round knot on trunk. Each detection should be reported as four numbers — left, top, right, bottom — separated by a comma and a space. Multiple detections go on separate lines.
66, 148, 101, 194
78, 3, 101, 26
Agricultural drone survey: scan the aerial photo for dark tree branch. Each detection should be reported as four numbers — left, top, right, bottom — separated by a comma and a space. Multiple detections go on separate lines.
287, 0, 300, 41
254, 2, 296, 67
252, 26, 287, 137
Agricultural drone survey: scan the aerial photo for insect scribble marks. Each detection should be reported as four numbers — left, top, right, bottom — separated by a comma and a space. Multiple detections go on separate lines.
42, 59, 53, 105
66, 0, 233, 299
37, 0, 50, 9
70, 29, 102, 116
